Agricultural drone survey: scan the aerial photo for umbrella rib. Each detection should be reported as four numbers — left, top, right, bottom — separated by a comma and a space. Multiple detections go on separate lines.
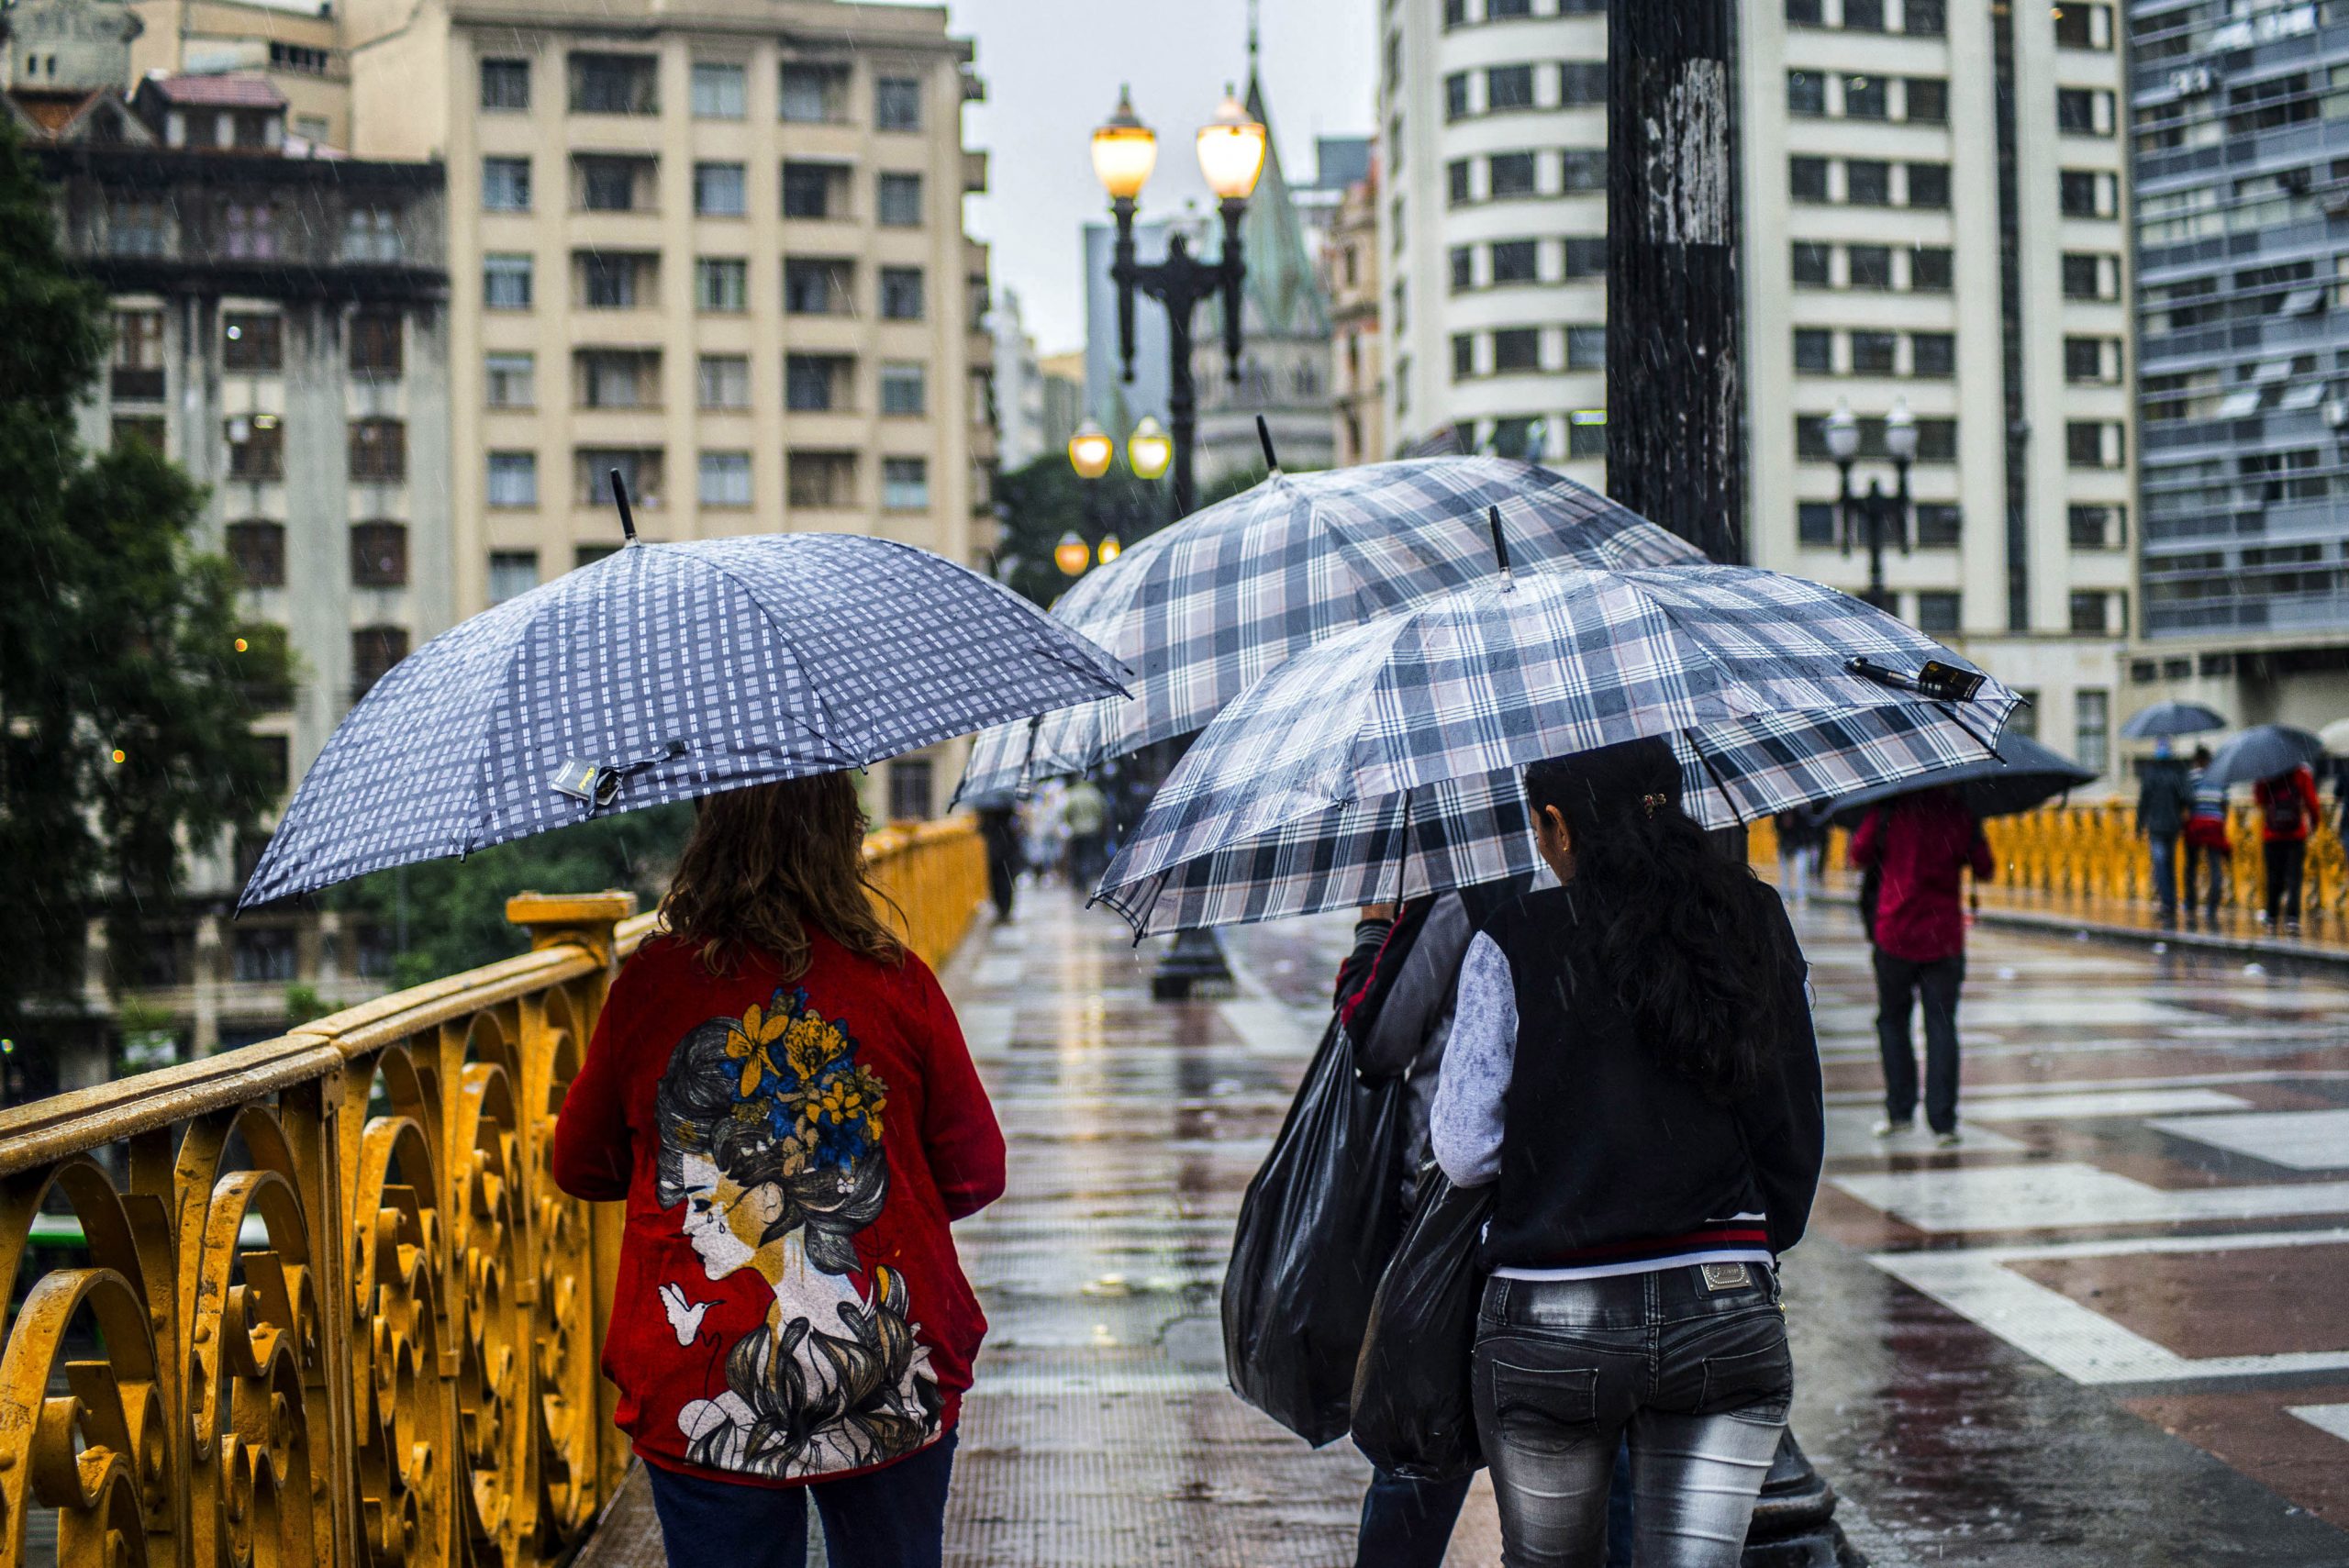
1687, 737, 1748, 827
685, 548, 856, 759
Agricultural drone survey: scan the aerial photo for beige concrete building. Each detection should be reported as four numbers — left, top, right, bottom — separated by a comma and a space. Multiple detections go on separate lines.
340, 0, 992, 817
1378, 0, 2135, 784
128, 0, 352, 147
1325, 158, 1386, 467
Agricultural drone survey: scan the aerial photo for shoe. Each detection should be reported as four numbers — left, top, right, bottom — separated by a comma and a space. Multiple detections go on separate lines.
1934, 1129, 1963, 1149
1872, 1118, 1914, 1139
2287, 920, 2303, 939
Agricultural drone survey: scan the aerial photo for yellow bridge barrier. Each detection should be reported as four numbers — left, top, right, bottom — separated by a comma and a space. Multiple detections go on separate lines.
1751, 802, 2349, 922
0, 818, 985, 1568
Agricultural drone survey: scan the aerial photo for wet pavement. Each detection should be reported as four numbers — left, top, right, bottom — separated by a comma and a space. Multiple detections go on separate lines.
931, 887, 2349, 1566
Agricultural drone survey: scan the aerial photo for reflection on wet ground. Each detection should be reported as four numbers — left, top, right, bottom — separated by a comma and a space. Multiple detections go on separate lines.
937, 889, 2349, 1565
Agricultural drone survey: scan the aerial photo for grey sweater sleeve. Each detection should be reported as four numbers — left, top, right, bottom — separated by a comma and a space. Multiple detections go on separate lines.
1430, 931, 1518, 1187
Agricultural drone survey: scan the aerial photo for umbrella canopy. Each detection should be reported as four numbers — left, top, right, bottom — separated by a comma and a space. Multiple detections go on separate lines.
2201, 723, 2325, 790
1818, 731, 2094, 830
2320, 717, 2349, 755
239, 534, 1129, 910
957, 458, 1705, 798
1097, 565, 2019, 936
2121, 700, 2227, 740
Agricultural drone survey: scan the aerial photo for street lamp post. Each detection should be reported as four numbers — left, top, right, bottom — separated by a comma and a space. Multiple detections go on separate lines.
1824, 397, 1918, 612
1090, 83, 1266, 1001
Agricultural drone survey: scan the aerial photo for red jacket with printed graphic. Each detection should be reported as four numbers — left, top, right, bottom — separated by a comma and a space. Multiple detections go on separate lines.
553, 930, 1005, 1488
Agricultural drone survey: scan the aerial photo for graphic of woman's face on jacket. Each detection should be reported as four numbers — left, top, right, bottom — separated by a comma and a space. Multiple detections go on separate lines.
675, 1151, 785, 1281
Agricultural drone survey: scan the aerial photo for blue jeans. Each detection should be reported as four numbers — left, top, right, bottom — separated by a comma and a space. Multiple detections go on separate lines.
2148, 832, 2180, 918
641, 1430, 958, 1568
1474, 1267, 1788, 1567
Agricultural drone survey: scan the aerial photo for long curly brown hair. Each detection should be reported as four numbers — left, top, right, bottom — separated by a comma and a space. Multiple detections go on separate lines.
660, 774, 905, 978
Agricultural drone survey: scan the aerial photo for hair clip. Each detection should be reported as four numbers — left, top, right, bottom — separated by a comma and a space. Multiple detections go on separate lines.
1641, 792, 1667, 818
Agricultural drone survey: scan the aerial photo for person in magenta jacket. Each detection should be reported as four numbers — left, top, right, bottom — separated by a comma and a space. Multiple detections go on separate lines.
553, 773, 1005, 1568
1849, 788, 1994, 1147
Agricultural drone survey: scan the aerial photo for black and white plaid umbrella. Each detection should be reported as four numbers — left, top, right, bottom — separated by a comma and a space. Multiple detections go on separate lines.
239, 534, 1128, 910
1096, 565, 2019, 936
957, 458, 1704, 797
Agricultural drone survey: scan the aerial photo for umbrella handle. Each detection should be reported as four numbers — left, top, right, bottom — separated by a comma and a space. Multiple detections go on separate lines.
610, 469, 638, 544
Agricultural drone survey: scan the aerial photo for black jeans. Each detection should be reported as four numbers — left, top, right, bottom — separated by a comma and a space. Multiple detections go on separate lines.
641, 1430, 956, 1568
2266, 839, 2308, 926
1473, 1264, 1790, 1568
2184, 843, 2227, 919
1356, 1451, 1635, 1568
1873, 949, 1964, 1134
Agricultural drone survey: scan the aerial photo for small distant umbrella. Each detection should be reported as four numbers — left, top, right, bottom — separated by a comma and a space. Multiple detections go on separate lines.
2121, 700, 2227, 740
2201, 724, 2326, 791
2319, 717, 2349, 756
1819, 731, 2096, 830
239, 519, 1128, 910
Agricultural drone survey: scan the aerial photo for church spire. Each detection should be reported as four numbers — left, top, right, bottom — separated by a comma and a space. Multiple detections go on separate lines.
1246, 0, 1261, 93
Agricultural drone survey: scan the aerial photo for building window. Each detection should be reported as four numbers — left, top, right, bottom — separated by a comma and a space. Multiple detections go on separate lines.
875, 74, 922, 130
783, 161, 849, 219
695, 161, 746, 217
1787, 70, 1826, 116
482, 157, 531, 212
342, 207, 399, 261
2054, 1, 2111, 49
1567, 416, 1607, 459
569, 52, 658, 115
2061, 252, 2114, 300
1488, 151, 1538, 197
1905, 77, 1948, 124
2066, 420, 2117, 468
887, 758, 934, 821
882, 456, 930, 510
2069, 592, 2112, 635
788, 450, 855, 508
877, 171, 923, 228
106, 196, 169, 256
350, 417, 406, 482
1486, 63, 1535, 111
692, 61, 746, 118
2063, 337, 2104, 383
233, 926, 299, 984
1851, 330, 1898, 374
1493, 327, 1542, 373
1558, 61, 1605, 104
880, 361, 926, 416
1791, 242, 1832, 286
1904, 0, 1946, 34
780, 61, 850, 123
1450, 245, 1475, 292
578, 251, 653, 308
1490, 239, 1539, 284
480, 58, 529, 111
578, 450, 662, 508
1565, 325, 1606, 372
487, 550, 538, 602
880, 267, 925, 320
785, 258, 853, 315
350, 311, 403, 378
576, 154, 653, 212
226, 519, 285, 586
1911, 332, 1954, 377
486, 351, 535, 408
113, 416, 164, 452
1843, 73, 1887, 119
1451, 334, 1475, 381
1845, 160, 1890, 206
575, 544, 620, 570
1847, 245, 1892, 289
1912, 591, 1960, 633
1789, 156, 1829, 202
785, 353, 852, 411
2068, 505, 2124, 550
698, 451, 751, 507
2056, 86, 2109, 135
1444, 72, 1471, 120
223, 201, 276, 260
1915, 503, 1962, 547
699, 354, 751, 409
1906, 161, 1949, 209
351, 520, 407, 588
352, 625, 409, 699
1909, 246, 1953, 292
222, 312, 283, 372
484, 252, 533, 308
225, 415, 283, 480
1793, 328, 1833, 373
1447, 160, 1472, 206
1562, 238, 1606, 278
578, 349, 661, 408
1844, 0, 1885, 28
487, 451, 538, 507
2058, 169, 2111, 218
1798, 501, 1837, 545
696, 258, 748, 312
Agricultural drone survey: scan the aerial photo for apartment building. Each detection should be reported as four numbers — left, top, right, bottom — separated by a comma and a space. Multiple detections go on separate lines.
2129, 0, 2349, 729
128, 0, 352, 146
343, 0, 992, 817
1326, 159, 1388, 466
1378, 0, 2135, 778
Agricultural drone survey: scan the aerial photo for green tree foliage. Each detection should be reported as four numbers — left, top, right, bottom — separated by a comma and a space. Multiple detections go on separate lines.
990, 451, 1313, 608
334, 805, 695, 986
0, 117, 293, 1037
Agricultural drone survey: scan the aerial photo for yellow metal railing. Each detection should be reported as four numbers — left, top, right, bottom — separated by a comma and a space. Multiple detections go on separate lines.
1751, 803, 2349, 920
0, 819, 985, 1568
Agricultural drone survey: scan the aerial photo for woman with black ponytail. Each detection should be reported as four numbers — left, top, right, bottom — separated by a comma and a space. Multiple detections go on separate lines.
1430, 736, 1824, 1568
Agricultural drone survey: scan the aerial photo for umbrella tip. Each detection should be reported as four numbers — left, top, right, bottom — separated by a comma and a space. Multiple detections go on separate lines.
1488, 505, 1514, 588
610, 469, 639, 544
1256, 414, 1280, 474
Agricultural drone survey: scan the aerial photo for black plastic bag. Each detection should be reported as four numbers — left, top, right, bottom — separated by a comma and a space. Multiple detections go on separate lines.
1350, 1166, 1494, 1482
1221, 1017, 1408, 1444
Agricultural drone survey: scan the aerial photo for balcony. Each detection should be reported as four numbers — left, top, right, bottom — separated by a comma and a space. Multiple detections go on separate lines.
0, 821, 985, 1568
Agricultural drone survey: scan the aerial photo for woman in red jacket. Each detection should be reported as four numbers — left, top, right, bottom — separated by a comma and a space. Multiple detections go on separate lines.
553, 773, 1006, 1568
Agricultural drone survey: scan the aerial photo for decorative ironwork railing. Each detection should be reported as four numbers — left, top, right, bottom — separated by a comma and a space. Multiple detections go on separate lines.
0, 818, 985, 1568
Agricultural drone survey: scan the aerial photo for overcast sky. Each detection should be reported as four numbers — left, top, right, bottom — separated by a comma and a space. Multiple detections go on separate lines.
896, 0, 1376, 354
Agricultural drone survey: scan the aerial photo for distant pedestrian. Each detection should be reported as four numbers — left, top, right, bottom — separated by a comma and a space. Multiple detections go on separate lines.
1774, 809, 1825, 906
2255, 762, 2322, 934
975, 802, 1020, 924
2183, 746, 2230, 927
1061, 777, 1108, 889
1431, 738, 1823, 1568
1849, 787, 1993, 1147
2136, 739, 2193, 928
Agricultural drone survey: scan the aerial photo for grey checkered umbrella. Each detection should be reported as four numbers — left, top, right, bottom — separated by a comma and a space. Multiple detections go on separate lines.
239, 534, 1129, 910
956, 458, 1704, 798
1097, 565, 2020, 936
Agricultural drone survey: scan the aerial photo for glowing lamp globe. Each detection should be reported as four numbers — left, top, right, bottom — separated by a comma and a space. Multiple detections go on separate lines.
1097, 534, 1122, 565
1054, 530, 1091, 577
1823, 398, 1861, 463
1068, 419, 1116, 479
1091, 86, 1159, 201
1127, 416, 1173, 481
1197, 86, 1267, 201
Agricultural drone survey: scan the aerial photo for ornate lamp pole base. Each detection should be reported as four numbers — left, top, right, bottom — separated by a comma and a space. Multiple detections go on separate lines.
1744, 1433, 1861, 1566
